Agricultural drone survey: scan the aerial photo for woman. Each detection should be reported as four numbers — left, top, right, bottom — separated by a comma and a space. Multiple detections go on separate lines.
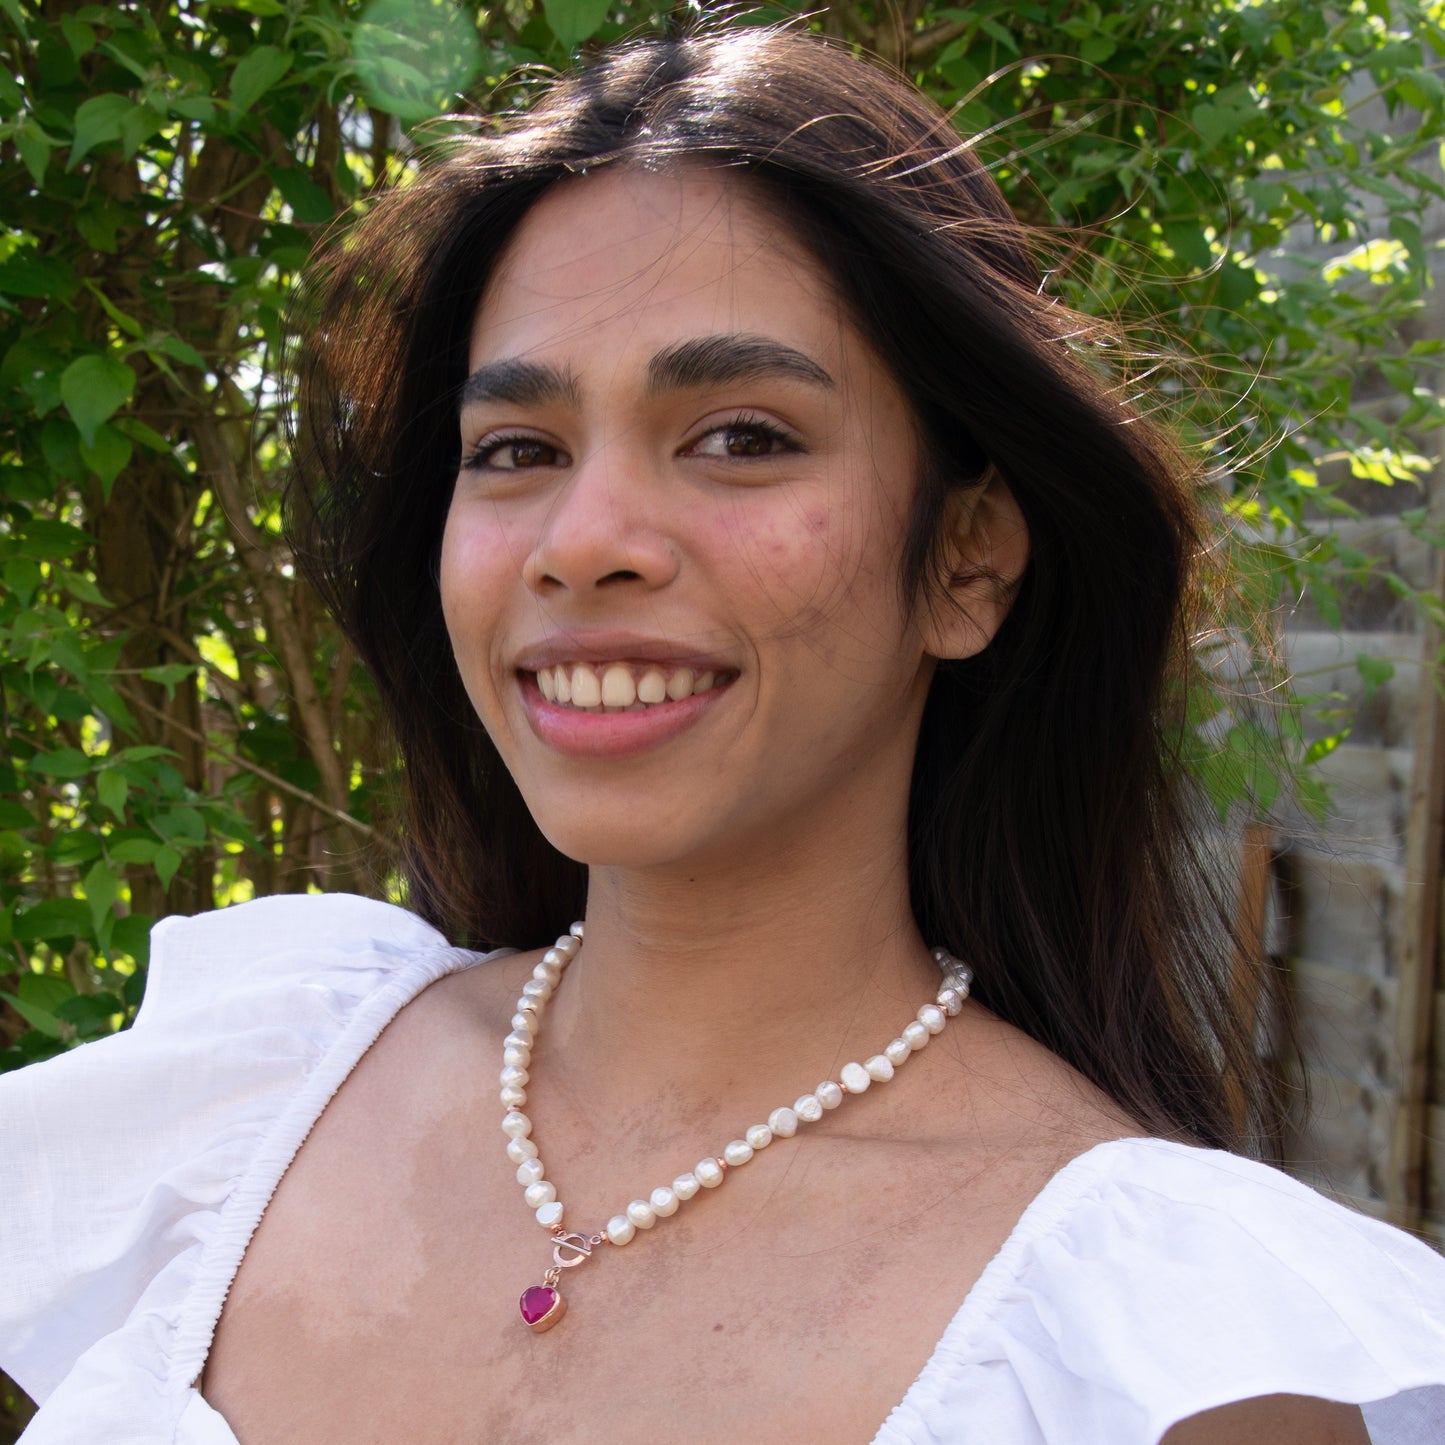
3, 25, 1443, 1445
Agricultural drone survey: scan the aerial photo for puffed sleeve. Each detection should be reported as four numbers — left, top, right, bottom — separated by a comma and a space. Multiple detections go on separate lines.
878, 1138, 1445, 1445
0, 893, 477, 1423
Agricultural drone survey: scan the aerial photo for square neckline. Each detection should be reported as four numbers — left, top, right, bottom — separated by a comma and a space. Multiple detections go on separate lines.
168, 935, 1144, 1442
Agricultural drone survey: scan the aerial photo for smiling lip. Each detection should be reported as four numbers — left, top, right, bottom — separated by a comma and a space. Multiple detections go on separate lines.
519, 670, 732, 759
512, 634, 736, 760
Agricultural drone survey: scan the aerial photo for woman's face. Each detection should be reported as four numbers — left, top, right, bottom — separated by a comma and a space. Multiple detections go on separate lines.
440, 166, 941, 870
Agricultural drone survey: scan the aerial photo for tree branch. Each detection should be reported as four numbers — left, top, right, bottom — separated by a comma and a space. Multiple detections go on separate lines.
115, 684, 374, 837
186, 409, 352, 820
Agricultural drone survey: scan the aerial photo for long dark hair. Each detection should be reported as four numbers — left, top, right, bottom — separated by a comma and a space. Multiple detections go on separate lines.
288, 25, 1277, 1152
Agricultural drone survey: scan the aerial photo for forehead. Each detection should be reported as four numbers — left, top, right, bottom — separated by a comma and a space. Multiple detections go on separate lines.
469, 166, 851, 367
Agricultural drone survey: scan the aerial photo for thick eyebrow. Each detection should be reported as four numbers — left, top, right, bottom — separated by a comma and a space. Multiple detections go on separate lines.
458, 358, 582, 410
647, 333, 835, 395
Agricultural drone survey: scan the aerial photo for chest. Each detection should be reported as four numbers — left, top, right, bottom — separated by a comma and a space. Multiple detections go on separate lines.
198, 1095, 1033, 1443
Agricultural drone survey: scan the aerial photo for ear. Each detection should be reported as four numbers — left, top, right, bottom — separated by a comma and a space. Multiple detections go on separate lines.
918, 471, 1030, 661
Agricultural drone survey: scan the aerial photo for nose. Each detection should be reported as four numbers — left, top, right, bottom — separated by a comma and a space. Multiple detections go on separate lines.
522, 441, 680, 599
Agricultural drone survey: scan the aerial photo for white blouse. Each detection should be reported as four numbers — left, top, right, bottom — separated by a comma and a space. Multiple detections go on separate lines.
2, 893, 1443, 1444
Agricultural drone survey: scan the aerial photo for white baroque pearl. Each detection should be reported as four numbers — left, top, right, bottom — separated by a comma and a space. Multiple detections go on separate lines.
502, 1111, 532, 1139
902, 1020, 930, 1051
606, 1215, 636, 1246
568, 921, 584, 939
516, 1158, 545, 1186
816, 1081, 844, 1109
542, 946, 568, 968
502, 1045, 530, 1068
745, 1123, 773, 1150
768, 1107, 799, 1138
864, 1054, 895, 1083
918, 1003, 946, 1034
500, 1085, 527, 1108
695, 1157, 725, 1188
504, 1028, 533, 1050
510, 1013, 532, 1033
524, 1181, 557, 1208
649, 1186, 679, 1217
626, 1198, 656, 1229
673, 1172, 700, 1200
884, 1037, 911, 1066
535, 1201, 564, 1228
937, 987, 964, 1016
521, 978, 552, 1002
839, 1061, 871, 1094
723, 1139, 755, 1166
793, 1093, 823, 1122
535, 960, 562, 986
500, 1065, 529, 1088
506, 1136, 539, 1163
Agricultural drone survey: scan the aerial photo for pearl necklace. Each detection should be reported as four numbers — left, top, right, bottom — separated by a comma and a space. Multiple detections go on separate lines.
501, 923, 973, 1332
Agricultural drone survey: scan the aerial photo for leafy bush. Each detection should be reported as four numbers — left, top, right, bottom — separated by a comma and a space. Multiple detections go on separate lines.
0, 0, 1440, 1083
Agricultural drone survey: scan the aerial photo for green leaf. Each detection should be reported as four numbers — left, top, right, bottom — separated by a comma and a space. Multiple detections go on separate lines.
0, 249, 76, 298
31, 748, 93, 779
16, 122, 51, 186
108, 837, 162, 864
18, 517, 92, 560
151, 806, 206, 843
542, 0, 610, 50
80, 422, 133, 494
0, 992, 63, 1038
98, 768, 129, 818
60, 16, 95, 56
19, 974, 72, 1015
68, 93, 136, 168
271, 165, 335, 224
3, 557, 42, 605
85, 280, 145, 338
1356, 653, 1395, 699
230, 45, 292, 115
55, 991, 124, 1033
153, 334, 206, 369
14, 897, 91, 942
140, 661, 199, 697
153, 843, 182, 890
60, 354, 136, 445
83, 859, 120, 930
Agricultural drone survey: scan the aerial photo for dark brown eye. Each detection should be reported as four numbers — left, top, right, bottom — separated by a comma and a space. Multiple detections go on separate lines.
496, 439, 560, 469
465, 435, 567, 471
688, 418, 796, 460
723, 426, 776, 457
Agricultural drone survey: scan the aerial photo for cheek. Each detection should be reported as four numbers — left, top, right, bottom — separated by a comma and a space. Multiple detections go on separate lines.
437, 502, 523, 676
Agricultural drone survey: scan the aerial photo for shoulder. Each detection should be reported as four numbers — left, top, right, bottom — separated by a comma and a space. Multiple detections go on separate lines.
883, 1138, 1445, 1445
0, 893, 490, 1410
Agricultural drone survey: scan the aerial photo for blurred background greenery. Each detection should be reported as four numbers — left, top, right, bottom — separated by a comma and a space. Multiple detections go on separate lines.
1, 0, 1441, 1031
2, 0, 1444, 1433
3, 0, 1442, 1050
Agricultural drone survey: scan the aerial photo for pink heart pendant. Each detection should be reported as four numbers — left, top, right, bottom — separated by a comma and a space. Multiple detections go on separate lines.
519, 1284, 565, 1332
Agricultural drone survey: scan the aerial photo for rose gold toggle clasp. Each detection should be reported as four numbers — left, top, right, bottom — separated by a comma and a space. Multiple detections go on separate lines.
551, 1232, 594, 1268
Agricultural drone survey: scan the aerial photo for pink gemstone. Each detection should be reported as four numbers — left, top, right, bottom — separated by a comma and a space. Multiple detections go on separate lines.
519, 1285, 562, 1328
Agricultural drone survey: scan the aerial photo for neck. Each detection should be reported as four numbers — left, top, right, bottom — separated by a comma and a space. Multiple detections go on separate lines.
535, 816, 938, 1136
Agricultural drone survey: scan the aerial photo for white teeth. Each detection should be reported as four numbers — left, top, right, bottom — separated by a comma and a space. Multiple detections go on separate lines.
601, 664, 636, 708
570, 665, 601, 708
535, 661, 724, 712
